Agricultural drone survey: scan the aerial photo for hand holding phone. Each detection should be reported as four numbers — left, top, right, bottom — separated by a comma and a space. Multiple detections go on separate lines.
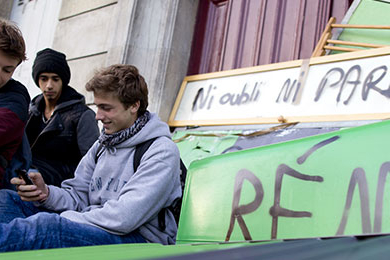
12, 169, 49, 202
16, 169, 33, 185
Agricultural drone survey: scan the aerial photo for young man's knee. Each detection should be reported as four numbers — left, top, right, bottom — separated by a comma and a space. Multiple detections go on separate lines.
28, 212, 60, 224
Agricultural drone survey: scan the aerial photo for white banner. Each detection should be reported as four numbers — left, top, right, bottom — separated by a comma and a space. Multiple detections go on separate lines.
169, 48, 390, 126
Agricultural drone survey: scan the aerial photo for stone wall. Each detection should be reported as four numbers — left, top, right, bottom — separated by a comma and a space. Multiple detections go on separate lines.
8, 0, 198, 122
53, 0, 199, 121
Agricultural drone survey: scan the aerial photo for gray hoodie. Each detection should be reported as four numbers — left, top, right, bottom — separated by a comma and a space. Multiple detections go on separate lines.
41, 113, 181, 245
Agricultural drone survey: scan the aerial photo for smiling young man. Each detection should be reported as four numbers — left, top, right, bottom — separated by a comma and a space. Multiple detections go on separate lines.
0, 19, 30, 188
25, 48, 99, 186
0, 64, 181, 252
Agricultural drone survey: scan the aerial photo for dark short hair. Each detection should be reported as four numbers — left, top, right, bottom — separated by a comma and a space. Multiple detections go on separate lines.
86, 64, 148, 116
0, 19, 26, 63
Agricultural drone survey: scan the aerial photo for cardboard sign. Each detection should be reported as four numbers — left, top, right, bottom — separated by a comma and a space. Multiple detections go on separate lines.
169, 47, 390, 127
177, 120, 390, 243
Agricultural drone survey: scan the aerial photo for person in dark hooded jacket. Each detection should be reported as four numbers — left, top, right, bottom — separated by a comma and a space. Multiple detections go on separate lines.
0, 19, 30, 189
25, 48, 99, 186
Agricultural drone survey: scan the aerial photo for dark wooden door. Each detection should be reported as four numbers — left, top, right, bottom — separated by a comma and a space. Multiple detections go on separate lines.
187, 0, 351, 75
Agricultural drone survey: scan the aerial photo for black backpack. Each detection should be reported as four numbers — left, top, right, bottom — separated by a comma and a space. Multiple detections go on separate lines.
95, 138, 187, 230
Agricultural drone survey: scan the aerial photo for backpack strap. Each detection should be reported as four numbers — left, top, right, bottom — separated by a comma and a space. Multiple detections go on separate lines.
133, 138, 173, 231
94, 143, 104, 164
133, 138, 157, 172
96, 138, 175, 231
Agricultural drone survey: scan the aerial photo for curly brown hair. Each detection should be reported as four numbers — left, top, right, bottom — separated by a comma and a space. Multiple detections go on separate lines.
86, 64, 148, 116
0, 19, 26, 63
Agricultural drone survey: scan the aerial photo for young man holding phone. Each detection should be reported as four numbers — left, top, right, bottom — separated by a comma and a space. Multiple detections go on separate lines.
0, 64, 181, 252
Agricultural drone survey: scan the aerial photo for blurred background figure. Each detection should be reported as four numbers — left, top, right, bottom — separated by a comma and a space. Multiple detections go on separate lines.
0, 18, 30, 189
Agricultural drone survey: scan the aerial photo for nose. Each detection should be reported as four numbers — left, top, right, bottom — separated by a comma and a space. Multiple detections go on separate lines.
46, 79, 54, 89
95, 108, 104, 121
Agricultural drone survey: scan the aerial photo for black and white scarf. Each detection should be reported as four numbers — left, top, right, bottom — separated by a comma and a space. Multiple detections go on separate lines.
98, 111, 150, 147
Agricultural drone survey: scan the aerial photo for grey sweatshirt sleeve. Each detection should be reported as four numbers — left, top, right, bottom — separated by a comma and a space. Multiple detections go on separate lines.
42, 137, 181, 236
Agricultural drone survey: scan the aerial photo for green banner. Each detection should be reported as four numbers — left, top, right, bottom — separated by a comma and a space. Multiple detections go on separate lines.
177, 120, 390, 243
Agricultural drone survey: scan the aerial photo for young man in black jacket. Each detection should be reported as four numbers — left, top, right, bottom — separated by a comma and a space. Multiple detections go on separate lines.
0, 19, 30, 189
25, 48, 99, 186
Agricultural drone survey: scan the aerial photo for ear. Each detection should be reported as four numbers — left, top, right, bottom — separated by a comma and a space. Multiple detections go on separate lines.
129, 101, 140, 114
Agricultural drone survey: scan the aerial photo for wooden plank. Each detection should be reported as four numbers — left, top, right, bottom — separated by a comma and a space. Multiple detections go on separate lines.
327, 39, 387, 48
168, 79, 189, 125
169, 113, 390, 127
332, 24, 390, 29
311, 17, 336, 58
324, 45, 360, 52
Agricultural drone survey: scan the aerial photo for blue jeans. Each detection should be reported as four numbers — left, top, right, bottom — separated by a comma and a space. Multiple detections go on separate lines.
0, 190, 146, 252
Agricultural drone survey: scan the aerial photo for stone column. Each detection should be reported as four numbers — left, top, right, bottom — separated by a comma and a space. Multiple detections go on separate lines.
0, 0, 13, 19
122, 0, 199, 121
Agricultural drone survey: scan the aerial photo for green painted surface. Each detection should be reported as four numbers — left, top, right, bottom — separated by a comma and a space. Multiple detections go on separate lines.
172, 130, 240, 167
0, 241, 270, 260
177, 120, 390, 243
2, 120, 388, 258
333, 0, 390, 52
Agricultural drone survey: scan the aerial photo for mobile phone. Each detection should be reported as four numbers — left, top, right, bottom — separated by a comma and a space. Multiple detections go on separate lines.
16, 169, 33, 185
